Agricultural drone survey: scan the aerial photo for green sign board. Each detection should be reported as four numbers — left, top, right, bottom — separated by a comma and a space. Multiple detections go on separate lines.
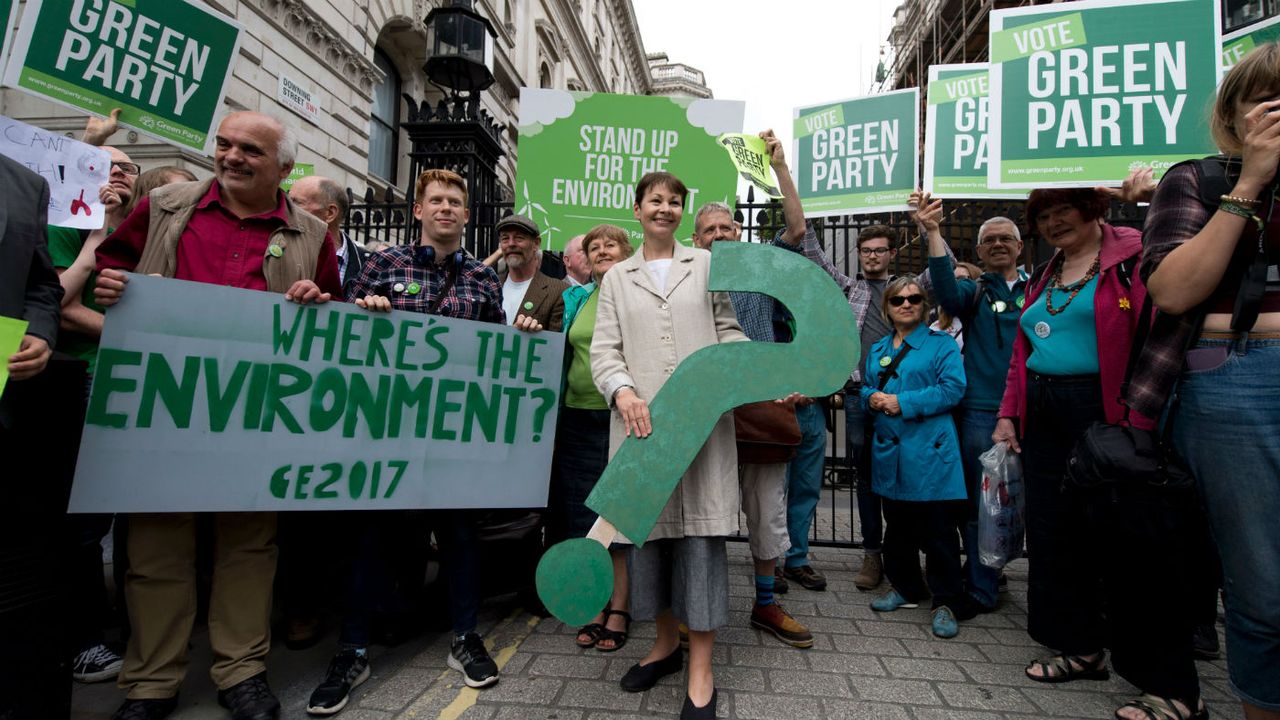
68, 275, 565, 513
792, 88, 919, 217
1222, 15, 1280, 71
0, 0, 17, 73
2, 0, 243, 153
988, 0, 1220, 188
924, 63, 1026, 200
513, 89, 743, 250
280, 162, 314, 192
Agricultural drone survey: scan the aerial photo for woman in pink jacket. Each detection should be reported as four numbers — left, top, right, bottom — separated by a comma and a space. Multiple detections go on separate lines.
992, 188, 1204, 720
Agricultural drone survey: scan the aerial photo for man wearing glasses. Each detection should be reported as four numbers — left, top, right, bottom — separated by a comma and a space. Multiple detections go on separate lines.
778, 205, 953, 594
916, 191, 1027, 613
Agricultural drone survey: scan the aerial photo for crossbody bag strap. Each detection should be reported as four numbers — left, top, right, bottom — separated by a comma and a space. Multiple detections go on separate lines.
876, 343, 914, 391
425, 254, 462, 316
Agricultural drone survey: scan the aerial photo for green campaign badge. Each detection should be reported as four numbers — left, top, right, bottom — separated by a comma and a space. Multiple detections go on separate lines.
267, 245, 283, 258
879, 356, 893, 367
406, 282, 421, 295
1016, 295, 1026, 309
987, 0, 1220, 189
523, 301, 534, 311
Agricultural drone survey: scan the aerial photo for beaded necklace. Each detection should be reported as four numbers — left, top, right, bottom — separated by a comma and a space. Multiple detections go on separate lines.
1045, 251, 1101, 316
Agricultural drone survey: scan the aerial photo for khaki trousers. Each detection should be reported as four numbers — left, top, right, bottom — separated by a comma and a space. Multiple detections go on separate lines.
118, 512, 277, 699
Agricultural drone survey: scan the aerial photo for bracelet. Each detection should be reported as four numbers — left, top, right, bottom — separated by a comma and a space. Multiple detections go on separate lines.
1220, 194, 1261, 208
1218, 201, 1265, 230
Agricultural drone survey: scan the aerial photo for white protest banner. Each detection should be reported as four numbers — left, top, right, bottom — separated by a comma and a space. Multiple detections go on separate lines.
3, 0, 243, 153
988, 0, 1220, 188
69, 276, 565, 513
0, 114, 109, 229
277, 73, 320, 124
792, 88, 919, 217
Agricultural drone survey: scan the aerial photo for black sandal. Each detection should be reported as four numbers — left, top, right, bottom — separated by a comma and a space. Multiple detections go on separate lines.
595, 609, 631, 653
575, 621, 605, 648
1024, 652, 1110, 683
1114, 694, 1208, 720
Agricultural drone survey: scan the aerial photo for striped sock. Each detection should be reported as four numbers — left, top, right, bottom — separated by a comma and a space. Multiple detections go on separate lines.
755, 574, 775, 606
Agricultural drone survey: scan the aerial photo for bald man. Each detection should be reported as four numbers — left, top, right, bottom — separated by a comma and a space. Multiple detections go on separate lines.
289, 174, 369, 299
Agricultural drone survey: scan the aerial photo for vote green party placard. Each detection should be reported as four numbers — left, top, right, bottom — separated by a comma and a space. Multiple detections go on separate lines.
924, 63, 1026, 200
1, 0, 18, 73
514, 89, 744, 250
988, 0, 1220, 188
280, 162, 314, 192
3, 0, 243, 153
68, 275, 565, 513
792, 88, 919, 216
1223, 16, 1280, 71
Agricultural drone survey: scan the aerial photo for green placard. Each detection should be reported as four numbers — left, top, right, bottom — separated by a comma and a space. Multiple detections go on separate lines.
718, 133, 781, 198
280, 162, 313, 191
0, 0, 18, 71
1222, 15, 1280, 71
792, 88, 919, 217
2, 0, 243, 153
988, 0, 1220, 189
513, 89, 743, 250
0, 315, 29, 400
924, 63, 1026, 200
68, 275, 565, 513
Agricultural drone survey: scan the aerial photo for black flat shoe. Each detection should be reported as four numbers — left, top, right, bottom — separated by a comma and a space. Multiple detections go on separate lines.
619, 647, 682, 692
680, 689, 717, 719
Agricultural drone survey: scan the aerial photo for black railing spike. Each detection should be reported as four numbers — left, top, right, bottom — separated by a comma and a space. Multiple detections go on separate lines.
363, 187, 375, 203
745, 184, 755, 203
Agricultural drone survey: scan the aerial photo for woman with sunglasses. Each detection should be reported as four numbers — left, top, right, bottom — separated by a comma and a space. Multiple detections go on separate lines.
992, 189, 1204, 720
860, 277, 970, 639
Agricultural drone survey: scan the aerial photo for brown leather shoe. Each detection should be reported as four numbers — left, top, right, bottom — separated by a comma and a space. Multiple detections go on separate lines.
854, 553, 883, 591
782, 564, 827, 591
750, 602, 814, 648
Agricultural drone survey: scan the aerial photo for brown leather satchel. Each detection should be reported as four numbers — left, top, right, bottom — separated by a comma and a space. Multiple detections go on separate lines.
734, 401, 802, 464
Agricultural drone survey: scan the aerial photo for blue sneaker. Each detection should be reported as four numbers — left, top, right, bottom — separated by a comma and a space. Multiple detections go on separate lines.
931, 606, 958, 638
870, 589, 918, 612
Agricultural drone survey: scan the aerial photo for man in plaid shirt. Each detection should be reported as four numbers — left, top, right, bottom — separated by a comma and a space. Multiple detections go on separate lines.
305, 169, 507, 716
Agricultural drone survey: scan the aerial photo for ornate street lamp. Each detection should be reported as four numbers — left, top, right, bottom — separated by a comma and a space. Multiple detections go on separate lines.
424, 0, 497, 97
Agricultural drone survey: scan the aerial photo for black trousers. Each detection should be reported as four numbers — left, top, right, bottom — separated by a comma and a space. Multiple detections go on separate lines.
1022, 372, 1200, 701
882, 498, 969, 614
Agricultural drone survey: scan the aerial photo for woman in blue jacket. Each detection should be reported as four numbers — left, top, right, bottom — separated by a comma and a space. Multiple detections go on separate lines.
861, 276, 970, 639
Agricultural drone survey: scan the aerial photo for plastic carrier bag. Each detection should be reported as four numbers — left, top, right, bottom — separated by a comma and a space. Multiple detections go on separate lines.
978, 442, 1025, 569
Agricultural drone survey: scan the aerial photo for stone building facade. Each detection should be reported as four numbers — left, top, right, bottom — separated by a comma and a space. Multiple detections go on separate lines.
0, 0, 654, 199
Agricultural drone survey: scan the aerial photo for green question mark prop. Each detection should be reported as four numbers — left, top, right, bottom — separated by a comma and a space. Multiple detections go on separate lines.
536, 241, 859, 626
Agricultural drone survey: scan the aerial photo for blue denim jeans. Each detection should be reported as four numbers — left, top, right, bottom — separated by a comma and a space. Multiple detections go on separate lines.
845, 392, 882, 550
1172, 338, 1280, 711
957, 408, 1001, 609
784, 402, 827, 568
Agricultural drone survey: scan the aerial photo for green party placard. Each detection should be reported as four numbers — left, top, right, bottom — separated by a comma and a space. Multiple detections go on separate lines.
792, 88, 919, 217
988, 0, 1220, 189
67, 275, 565, 513
1, 0, 18, 71
3, 0, 243, 153
924, 63, 1027, 200
280, 162, 314, 192
513, 89, 743, 250
718, 132, 781, 198
0, 316, 29, 400
1222, 15, 1280, 71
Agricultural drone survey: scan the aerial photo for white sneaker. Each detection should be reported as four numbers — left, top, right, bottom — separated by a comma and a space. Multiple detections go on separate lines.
72, 643, 123, 683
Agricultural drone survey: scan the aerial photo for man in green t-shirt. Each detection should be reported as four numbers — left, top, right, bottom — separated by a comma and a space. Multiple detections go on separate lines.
46, 144, 138, 687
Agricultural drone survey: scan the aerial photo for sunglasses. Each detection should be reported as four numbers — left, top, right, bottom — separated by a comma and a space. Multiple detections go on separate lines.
111, 160, 141, 176
888, 294, 925, 307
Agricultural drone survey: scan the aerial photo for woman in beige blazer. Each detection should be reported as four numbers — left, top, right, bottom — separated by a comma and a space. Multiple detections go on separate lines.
591, 171, 746, 720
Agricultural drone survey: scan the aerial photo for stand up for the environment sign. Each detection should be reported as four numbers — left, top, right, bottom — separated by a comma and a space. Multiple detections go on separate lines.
68, 276, 565, 513
792, 88, 919, 217
924, 64, 1026, 200
513, 89, 744, 250
1222, 15, 1280, 71
0, 114, 110, 229
988, 0, 1220, 189
3, 0, 243, 153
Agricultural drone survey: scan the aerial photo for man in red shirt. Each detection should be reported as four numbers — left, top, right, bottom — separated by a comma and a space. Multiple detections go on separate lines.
94, 111, 341, 720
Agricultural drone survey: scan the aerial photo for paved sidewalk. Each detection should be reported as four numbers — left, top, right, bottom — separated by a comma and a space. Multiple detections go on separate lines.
73, 542, 1236, 720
